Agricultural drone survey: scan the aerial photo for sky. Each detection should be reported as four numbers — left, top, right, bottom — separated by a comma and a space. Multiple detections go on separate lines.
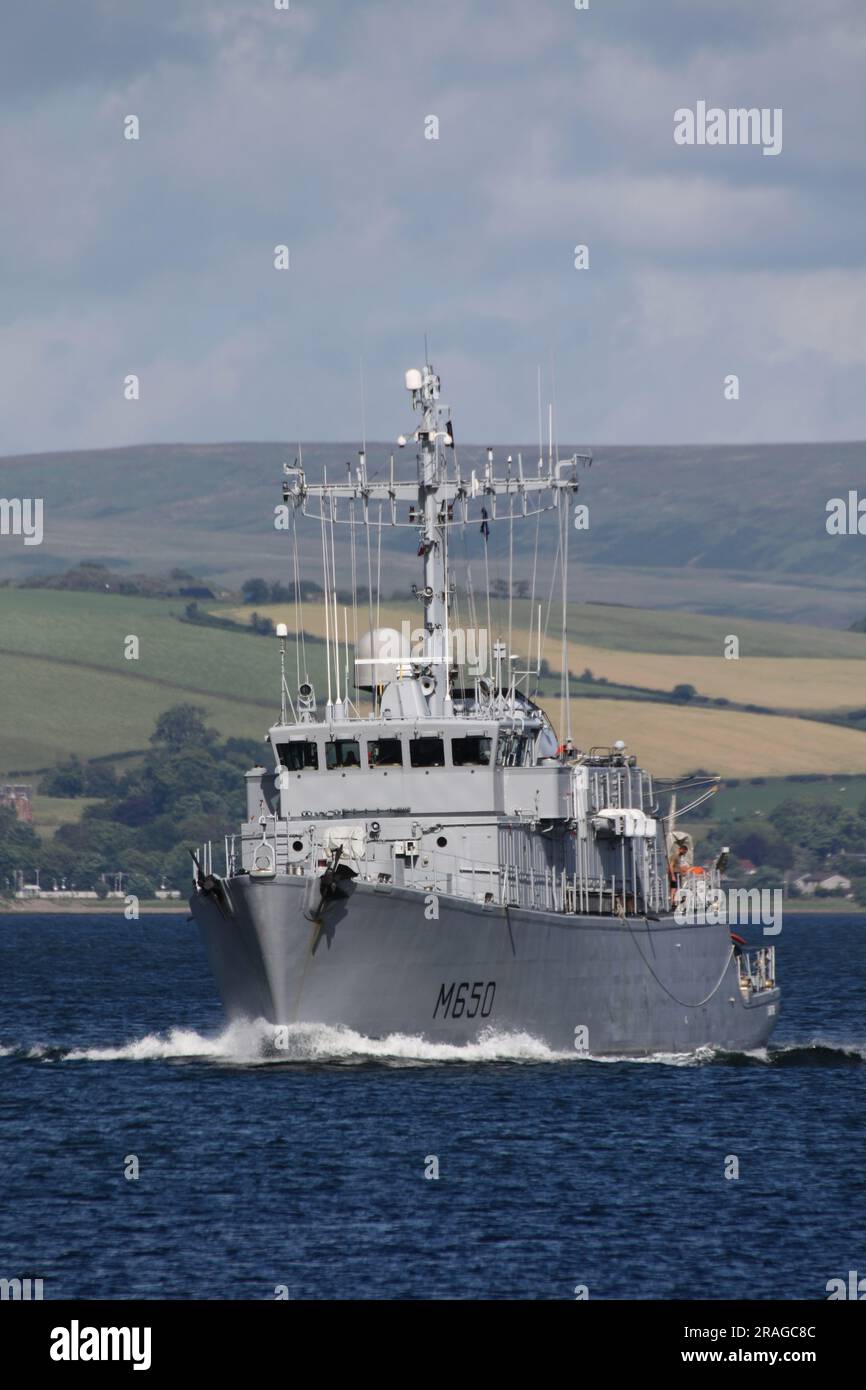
1, 0, 865, 453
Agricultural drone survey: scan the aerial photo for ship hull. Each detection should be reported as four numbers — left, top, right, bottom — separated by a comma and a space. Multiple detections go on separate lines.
191, 875, 779, 1056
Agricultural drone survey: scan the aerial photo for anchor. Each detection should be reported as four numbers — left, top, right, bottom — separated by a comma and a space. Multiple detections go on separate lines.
188, 849, 235, 921
302, 845, 357, 922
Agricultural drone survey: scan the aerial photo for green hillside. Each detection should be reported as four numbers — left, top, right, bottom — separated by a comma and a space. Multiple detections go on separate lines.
3, 439, 866, 627
0, 589, 330, 775
346, 595, 866, 660
0, 651, 269, 772
3, 586, 865, 781
705, 775, 866, 822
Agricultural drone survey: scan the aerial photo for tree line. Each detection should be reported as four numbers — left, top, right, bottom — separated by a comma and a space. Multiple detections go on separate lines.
1, 706, 258, 901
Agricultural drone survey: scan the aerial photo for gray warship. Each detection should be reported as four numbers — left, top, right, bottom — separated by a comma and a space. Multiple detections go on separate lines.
190, 362, 779, 1055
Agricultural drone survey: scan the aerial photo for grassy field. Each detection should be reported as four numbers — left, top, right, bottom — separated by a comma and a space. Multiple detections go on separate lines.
0, 589, 332, 705
221, 599, 866, 712
5, 439, 866, 632
0, 650, 274, 771
27, 794, 102, 838
708, 775, 866, 821
539, 696, 866, 779
219, 598, 866, 659
0, 588, 333, 774
4, 587, 866, 780
544, 644, 866, 712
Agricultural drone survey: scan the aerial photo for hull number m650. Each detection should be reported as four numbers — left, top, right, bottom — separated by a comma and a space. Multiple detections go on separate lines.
434, 981, 496, 1020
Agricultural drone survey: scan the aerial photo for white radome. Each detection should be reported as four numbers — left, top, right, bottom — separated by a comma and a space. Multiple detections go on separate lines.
355, 626, 410, 689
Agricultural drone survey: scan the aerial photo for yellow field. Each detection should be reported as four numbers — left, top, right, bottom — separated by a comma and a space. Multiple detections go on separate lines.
540, 641, 866, 712
221, 602, 866, 713
208, 602, 866, 774
540, 698, 866, 778
225, 602, 419, 643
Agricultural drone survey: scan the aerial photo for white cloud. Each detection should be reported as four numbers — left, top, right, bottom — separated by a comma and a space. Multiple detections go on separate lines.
0, 0, 864, 452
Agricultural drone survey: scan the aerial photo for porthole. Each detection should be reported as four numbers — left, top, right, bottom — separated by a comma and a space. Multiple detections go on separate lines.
292, 840, 304, 853
436, 835, 447, 848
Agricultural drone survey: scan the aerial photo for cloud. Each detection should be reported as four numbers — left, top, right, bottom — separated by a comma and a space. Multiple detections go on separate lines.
0, 0, 864, 453
485, 169, 806, 263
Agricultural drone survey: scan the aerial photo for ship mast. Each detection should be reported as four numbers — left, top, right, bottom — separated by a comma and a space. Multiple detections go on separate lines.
281, 362, 589, 721
410, 363, 451, 714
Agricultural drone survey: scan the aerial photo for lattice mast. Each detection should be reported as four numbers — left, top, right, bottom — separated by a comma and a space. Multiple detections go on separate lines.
282, 362, 588, 718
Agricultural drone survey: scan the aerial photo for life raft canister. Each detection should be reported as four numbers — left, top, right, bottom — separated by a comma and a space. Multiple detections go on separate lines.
250, 840, 277, 878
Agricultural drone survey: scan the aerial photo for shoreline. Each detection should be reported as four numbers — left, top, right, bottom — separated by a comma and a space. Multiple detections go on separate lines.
0, 898, 189, 914
757, 898, 866, 915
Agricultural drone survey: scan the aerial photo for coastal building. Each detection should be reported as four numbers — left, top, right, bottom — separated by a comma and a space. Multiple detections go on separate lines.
0, 784, 33, 823
793, 873, 852, 896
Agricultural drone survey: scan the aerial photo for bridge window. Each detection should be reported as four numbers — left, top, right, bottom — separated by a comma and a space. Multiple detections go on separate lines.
410, 736, 445, 768
452, 736, 492, 767
368, 738, 403, 768
496, 733, 528, 767
278, 741, 318, 771
326, 739, 362, 770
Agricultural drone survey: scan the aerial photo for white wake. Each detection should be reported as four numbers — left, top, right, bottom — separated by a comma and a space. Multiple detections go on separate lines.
4, 1025, 862, 1067
6, 1018, 572, 1066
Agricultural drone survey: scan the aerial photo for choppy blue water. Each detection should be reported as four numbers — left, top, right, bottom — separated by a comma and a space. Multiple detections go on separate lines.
1, 912, 864, 1300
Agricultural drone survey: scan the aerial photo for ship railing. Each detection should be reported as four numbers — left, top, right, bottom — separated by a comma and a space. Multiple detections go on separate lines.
196, 841, 214, 880
216, 826, 667, 917
671, 862, 726, 918
225, 834, 237, 877
195, 837, 239, 880
737, 945, 776, 996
